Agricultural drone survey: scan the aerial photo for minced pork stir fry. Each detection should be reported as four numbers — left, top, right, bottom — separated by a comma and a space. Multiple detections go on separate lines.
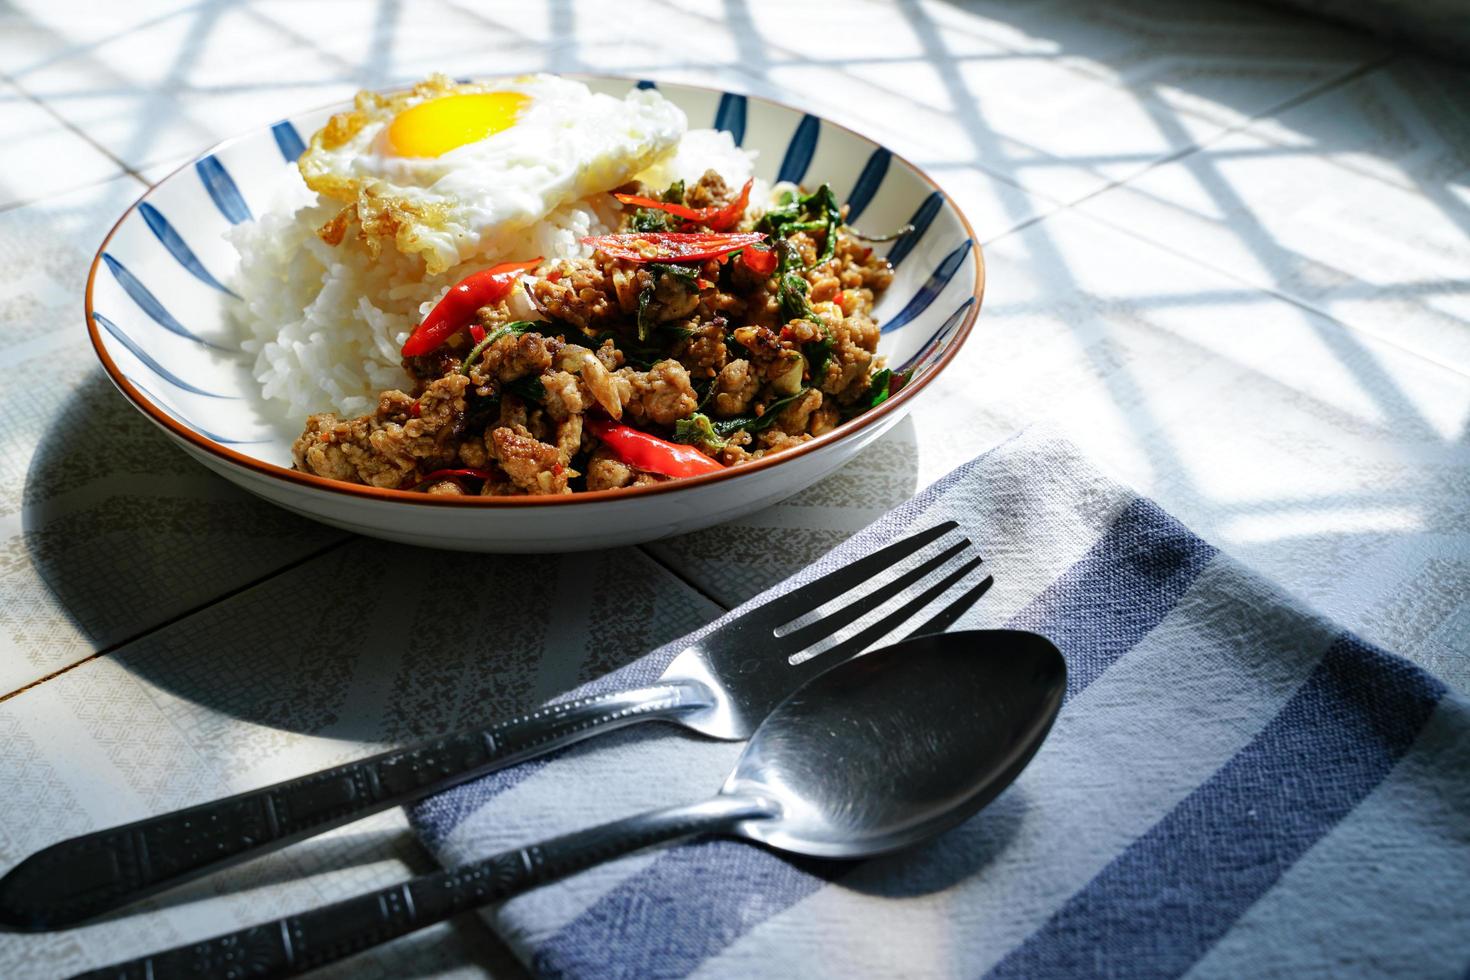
291, 172, 908, 496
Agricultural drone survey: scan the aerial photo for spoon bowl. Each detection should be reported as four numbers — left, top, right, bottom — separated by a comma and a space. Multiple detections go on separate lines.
726, 629, 1066, 857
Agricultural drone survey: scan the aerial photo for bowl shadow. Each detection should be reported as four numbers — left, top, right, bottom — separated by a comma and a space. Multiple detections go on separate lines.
19, 373, 699, 745
16, 370, 342, 663
22, 373, 924, 760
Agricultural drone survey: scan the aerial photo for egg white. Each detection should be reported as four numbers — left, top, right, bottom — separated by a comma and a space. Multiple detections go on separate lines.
300, 74, 687, 274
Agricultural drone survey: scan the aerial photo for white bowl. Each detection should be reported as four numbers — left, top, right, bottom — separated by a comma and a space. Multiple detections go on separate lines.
86, 77, 983, 552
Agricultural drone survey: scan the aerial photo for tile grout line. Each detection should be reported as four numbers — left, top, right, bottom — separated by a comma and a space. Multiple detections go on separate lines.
920, 56, 1399, 260
1184, 49, 1461, 200
0, 67, 148, 182
0, 168, 148, 217
1056, 51, 1470, 381
0, 535, 354, 703
1070, 201, 1470, 381
0, 535, 726, 707
0, 652, 106, 706
636, 543, 733, 612
1062, 53, 1398, 215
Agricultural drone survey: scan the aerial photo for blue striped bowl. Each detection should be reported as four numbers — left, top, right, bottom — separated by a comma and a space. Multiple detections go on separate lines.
86, 77, 983, 552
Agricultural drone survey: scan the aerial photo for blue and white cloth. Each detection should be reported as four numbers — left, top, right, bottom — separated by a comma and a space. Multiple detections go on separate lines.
410, 431, 1470, 978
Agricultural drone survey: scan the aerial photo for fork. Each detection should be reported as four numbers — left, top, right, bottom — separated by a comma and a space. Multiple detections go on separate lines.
0, 521, 991, 931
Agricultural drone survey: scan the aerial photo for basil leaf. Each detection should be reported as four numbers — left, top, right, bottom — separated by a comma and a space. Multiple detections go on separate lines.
647, 262, 698, 284
779, 273, 814, 323
805, 183, 841, 264
756, 183, 841, 266
504, 374, 546, 403
804, 329, 835, 382
862, 368, 892, 410
710, 388, 811, 438
637, 264, 699, 342
756, 202, 801, 238
630, 208, 677, 233
693, 375, 718, 412
460, 321, 538, 376
672, 412, 728, 453
636, 282, 656, 343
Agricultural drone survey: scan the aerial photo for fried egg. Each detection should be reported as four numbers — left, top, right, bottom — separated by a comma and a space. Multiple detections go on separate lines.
300, 74, 686, 275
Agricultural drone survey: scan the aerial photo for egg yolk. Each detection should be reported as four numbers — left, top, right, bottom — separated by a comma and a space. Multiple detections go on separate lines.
386, 91, 530, 158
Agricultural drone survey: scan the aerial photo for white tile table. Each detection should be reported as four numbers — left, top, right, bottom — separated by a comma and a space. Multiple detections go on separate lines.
0, 1, 1465, 976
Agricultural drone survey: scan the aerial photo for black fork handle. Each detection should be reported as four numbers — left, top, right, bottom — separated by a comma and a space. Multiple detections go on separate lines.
0, 682, 710, 931
71, 795, 770, 980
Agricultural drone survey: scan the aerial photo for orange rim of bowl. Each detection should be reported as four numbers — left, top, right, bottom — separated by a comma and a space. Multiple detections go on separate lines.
85, 75, 985, 509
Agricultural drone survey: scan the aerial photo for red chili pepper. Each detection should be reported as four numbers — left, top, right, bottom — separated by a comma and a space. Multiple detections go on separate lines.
740, 245, 778, 277
409, 400, 421, 418
469, 324, 486, 344
586, 417, 724, 478
613, 178, 754, 232
580, 232, 765, 264
612, 193, 703, 222
401, 259, 540, 357
705, 179, 754, 231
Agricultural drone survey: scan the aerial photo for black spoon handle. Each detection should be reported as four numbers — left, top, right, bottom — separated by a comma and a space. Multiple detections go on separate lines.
72, 796, 768, 980
0, 682, 709, 931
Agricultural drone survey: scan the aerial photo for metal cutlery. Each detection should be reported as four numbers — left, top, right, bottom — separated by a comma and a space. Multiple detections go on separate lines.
77, 628, 1066, 980
0, 521, 992, 930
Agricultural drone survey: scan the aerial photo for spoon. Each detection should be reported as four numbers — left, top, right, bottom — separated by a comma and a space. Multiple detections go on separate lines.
77, 629, 1066, 980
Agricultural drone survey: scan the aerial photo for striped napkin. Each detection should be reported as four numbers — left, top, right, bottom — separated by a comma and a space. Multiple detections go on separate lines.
409, 430, 1470, 978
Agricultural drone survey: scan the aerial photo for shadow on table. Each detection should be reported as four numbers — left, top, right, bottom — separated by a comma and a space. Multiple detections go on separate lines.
646, 415, 923, 608
96, 530, 703, 743
61, 822, 523, 979
18, 370, 344, 670
21, 371, 620, 740
22, 373, 923, 750
21, 374, 690, 742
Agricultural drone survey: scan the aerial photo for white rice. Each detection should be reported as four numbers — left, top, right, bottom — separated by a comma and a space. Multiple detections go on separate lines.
229, 129, 756, 419
633, 128, 760, 194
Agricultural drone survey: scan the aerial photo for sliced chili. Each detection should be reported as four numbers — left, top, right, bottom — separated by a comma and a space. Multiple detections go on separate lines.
580, 232, 765, 264
401, 259, 540, 357
740, 245, 779, 277
586, 416, 724, 478
705, 179, 754, 231
613, 193, 703, 222
614, 178, 754, 232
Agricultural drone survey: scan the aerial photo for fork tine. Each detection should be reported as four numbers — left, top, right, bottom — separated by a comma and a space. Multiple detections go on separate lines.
904, 573, 994, 639
781, 538, 973, 650
787, 555, 986, 679
759, 520, 960, 625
